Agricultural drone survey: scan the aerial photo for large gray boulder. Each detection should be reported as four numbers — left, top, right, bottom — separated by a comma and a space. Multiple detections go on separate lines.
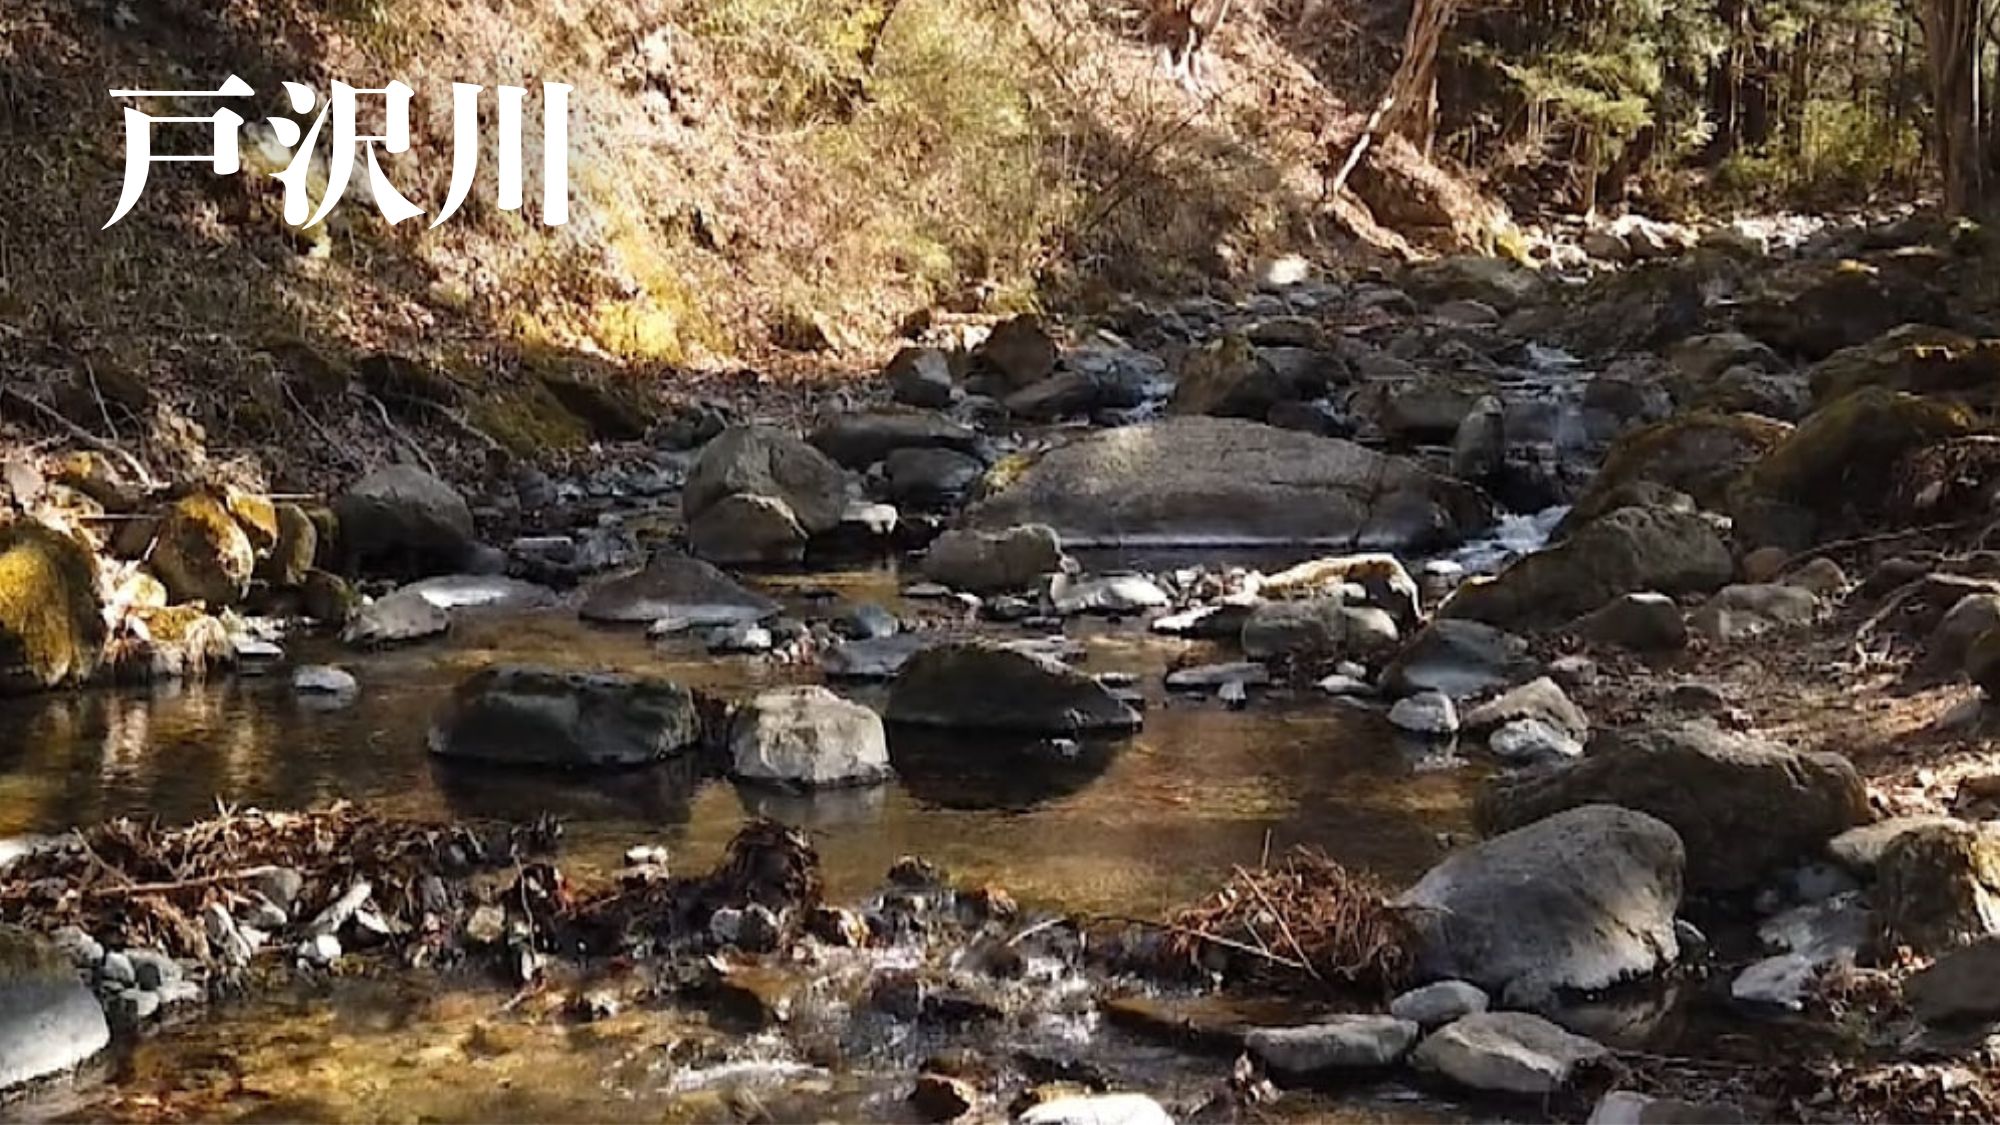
334, 465, 476, 576
1241, 599, 1399, 662
808, 411, 980, 469
1441, 506, 1732, 630
428, 665, 703, 767
886, 641, 1140, 734
921, 525, 1065, 594
966, 417, 1495, 548
684, 426, 852, 535
1479, 721, 1871, 892
1395, 805, 1684, 1004
1411, 1011, 1608, 1095
729, 686, 892, 789
0, 926, 111, 1091
578, 553, 778, 630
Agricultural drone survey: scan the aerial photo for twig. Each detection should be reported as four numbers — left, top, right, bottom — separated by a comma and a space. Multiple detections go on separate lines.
82, 865, 282, 900
0, 386, 160, 490
1233, 865, 1324, 981
1006, 916, 1070, 949
354, 390, 440, 476
82, 359, 119, 443
1094, 914, 1311, 972
1778, 520, 1980, 575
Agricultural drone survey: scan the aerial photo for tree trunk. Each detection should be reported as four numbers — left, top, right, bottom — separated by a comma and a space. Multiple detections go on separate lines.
1383, 0, 1459, 154
1922, 0, 1985, 213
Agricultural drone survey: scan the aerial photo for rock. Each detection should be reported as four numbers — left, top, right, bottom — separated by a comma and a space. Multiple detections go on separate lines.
1806, 323, 1996, 406
707, 621, 773, 654
1572, 592, 1688, 652
1442, 506, 1731, 631
1241, 599, 1400, 663
1582, 228, 1632, 263
730, 686, 892, 789
886, 641, 1140, 734
402, 575, 556, 612
822, 633, 937, 681
811, 411, 980, 470
887, 347, 956, 408
1259, 553, 1423, 629
0, 520, 104, 692
967, 417, 1495, 549
260, 503, 319, 587
837, 603, 900, 641
1829, 816, 1966, 873
301, 569, 358, 625
1730, 389, 1973, 531
911, 1073, 977, 1122
1929, 593, 2000, 671
1462, 677, 1588, 741
922, 526, 1065, 594
1739, 259, 1947, 360
341, 587, 450, 647
1480, 721, 1871, 892
292, 665, 357, 698
428, 665, 703, 767
1390, 692, 1459, 737
1165, 662, 1271, 691
685, 426, 852, 536
127, 948, 180, 990
98, 951, 135, 987
1017, 1094, 1172, 1125
0, 926, 111, 1090
972, 315, 1058, 391
1490, 718, 1584, 763
887, 448, 986, 510
1787, 557, 1849, 597
105, 988, 160, 1027
688, 492, 808, 564
150, 492, 255, 607
1401, 256, 1544, 313
1381, 619, 1541, 699
1590, 1090, 1742, 1125
1398, 806, 1682, 1003
1170, 334, 1301, 420
1873, 820, 2000, 955
1568, 413, 1791, 526
1411, 1011, 1608, 1095
1905, 936, 2000, 1024
1451, 396, 1506, 481
334, 465, 476, 576
1244, 1016, 1420, 1073
1048, 573, 1170, 616
1668, 332, 1783, 383
1390, 980, 1489, 1028
579, 553, 778, 629
1367, 377, 1497, 445
1730, 953, 1820, 1011
1688, 583, 1820, 641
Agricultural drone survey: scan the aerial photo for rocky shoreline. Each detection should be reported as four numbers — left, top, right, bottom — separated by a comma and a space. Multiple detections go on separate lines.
6, 211, 2000, 1121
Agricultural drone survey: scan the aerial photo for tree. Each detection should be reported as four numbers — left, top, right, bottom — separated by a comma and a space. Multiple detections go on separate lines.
1917, 0, 1985, 212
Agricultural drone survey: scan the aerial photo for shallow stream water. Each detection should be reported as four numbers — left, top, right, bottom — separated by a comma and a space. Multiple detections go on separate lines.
0, 565, 1488, 1122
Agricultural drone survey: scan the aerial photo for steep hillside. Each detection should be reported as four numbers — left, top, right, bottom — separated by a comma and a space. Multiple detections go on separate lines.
1, 0, 1500, 491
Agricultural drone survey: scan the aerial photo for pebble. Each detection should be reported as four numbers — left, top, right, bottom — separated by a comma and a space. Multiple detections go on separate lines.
106, 988, 160, 1026
98, 951, 136, 987
297, 933, 342, 967
1218, 680, 1249, 709
1489, 717, 1584, 763
51, 926, 103, 970
1317, 673, 1374, 697
1389, 980, 1490, 1027
292, 664, 359, 697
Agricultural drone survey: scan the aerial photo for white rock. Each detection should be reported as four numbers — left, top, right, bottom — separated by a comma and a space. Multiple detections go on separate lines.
1165, 662, 1270, 691
730, 686, 891, 788
1489, 717, 1584, 763
1389, 980, 1489, 1028
292, 665, 358, 697
1412, 1011, 1607, 1095
1018, 1093, 1173, 1125
1730, 953, 1819, 1011
1390, 691, 1459, 736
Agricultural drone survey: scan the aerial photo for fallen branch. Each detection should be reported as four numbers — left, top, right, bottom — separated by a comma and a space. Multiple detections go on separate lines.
81, 865, 283, 900
0, 386, 161, 490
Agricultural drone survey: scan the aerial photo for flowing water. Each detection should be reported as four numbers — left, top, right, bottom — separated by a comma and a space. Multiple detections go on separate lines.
0, 566, 1489, 1123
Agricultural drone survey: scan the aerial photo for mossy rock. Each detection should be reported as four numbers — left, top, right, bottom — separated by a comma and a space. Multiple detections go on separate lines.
151, 492, 255, 607
358, 352, 463, 409
1568, 412, 1791, 527
470, 384, 589, 458
225, 489, 280, 553
0, 520, 105, 693
1806, 324, 2000, 407
1738, 258, 1950, 360
538, 372, 657, 442
1729, 388, 1974, 522
1874, 822, 2000, 956
301, 568, 358, 625
258, 503, 319, 588
51, 452, 142, 513
106, 606, 234, 684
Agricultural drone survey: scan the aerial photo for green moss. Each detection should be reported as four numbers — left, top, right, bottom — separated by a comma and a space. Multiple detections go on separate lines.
471, 384, 589, 458
1732, 388, 1973, 516
1807, 324, 2000, 406
226, 489, 280, 553
0, 520, 105, 692
1571, 411, 1792, 523
153, 492, 255, 607
259, 504, 319, 588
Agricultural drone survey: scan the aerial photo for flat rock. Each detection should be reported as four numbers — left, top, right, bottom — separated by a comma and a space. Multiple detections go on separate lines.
966, 417, 1495, 549
1390, 691, 1459, 736
1411, 1011, 1608, 1095
886, 641, 1140, 734
1389, 980, 1489, 1028
821, 633, 939, 681
401, 575, 556, 612
1166, 662, 1271, 691
1906, 936, 2000, 1024
428, 665, 702, 767
1381, 619, 1541, 699
1462, 677, 1589, 740
1828, 815, 1965, 873
922, 525, 1065, 594
1017, 1094, 1172, 1125
0, 926, 111, 1091
580, 553, 778, 629
1244, 1015, 1420, 1073
1442, 506, 1731, 631
341, 587, 450, 647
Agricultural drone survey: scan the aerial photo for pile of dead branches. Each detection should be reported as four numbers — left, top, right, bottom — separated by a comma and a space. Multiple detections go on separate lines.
1164, 847, 1414, 993
0, 802, 559, 967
